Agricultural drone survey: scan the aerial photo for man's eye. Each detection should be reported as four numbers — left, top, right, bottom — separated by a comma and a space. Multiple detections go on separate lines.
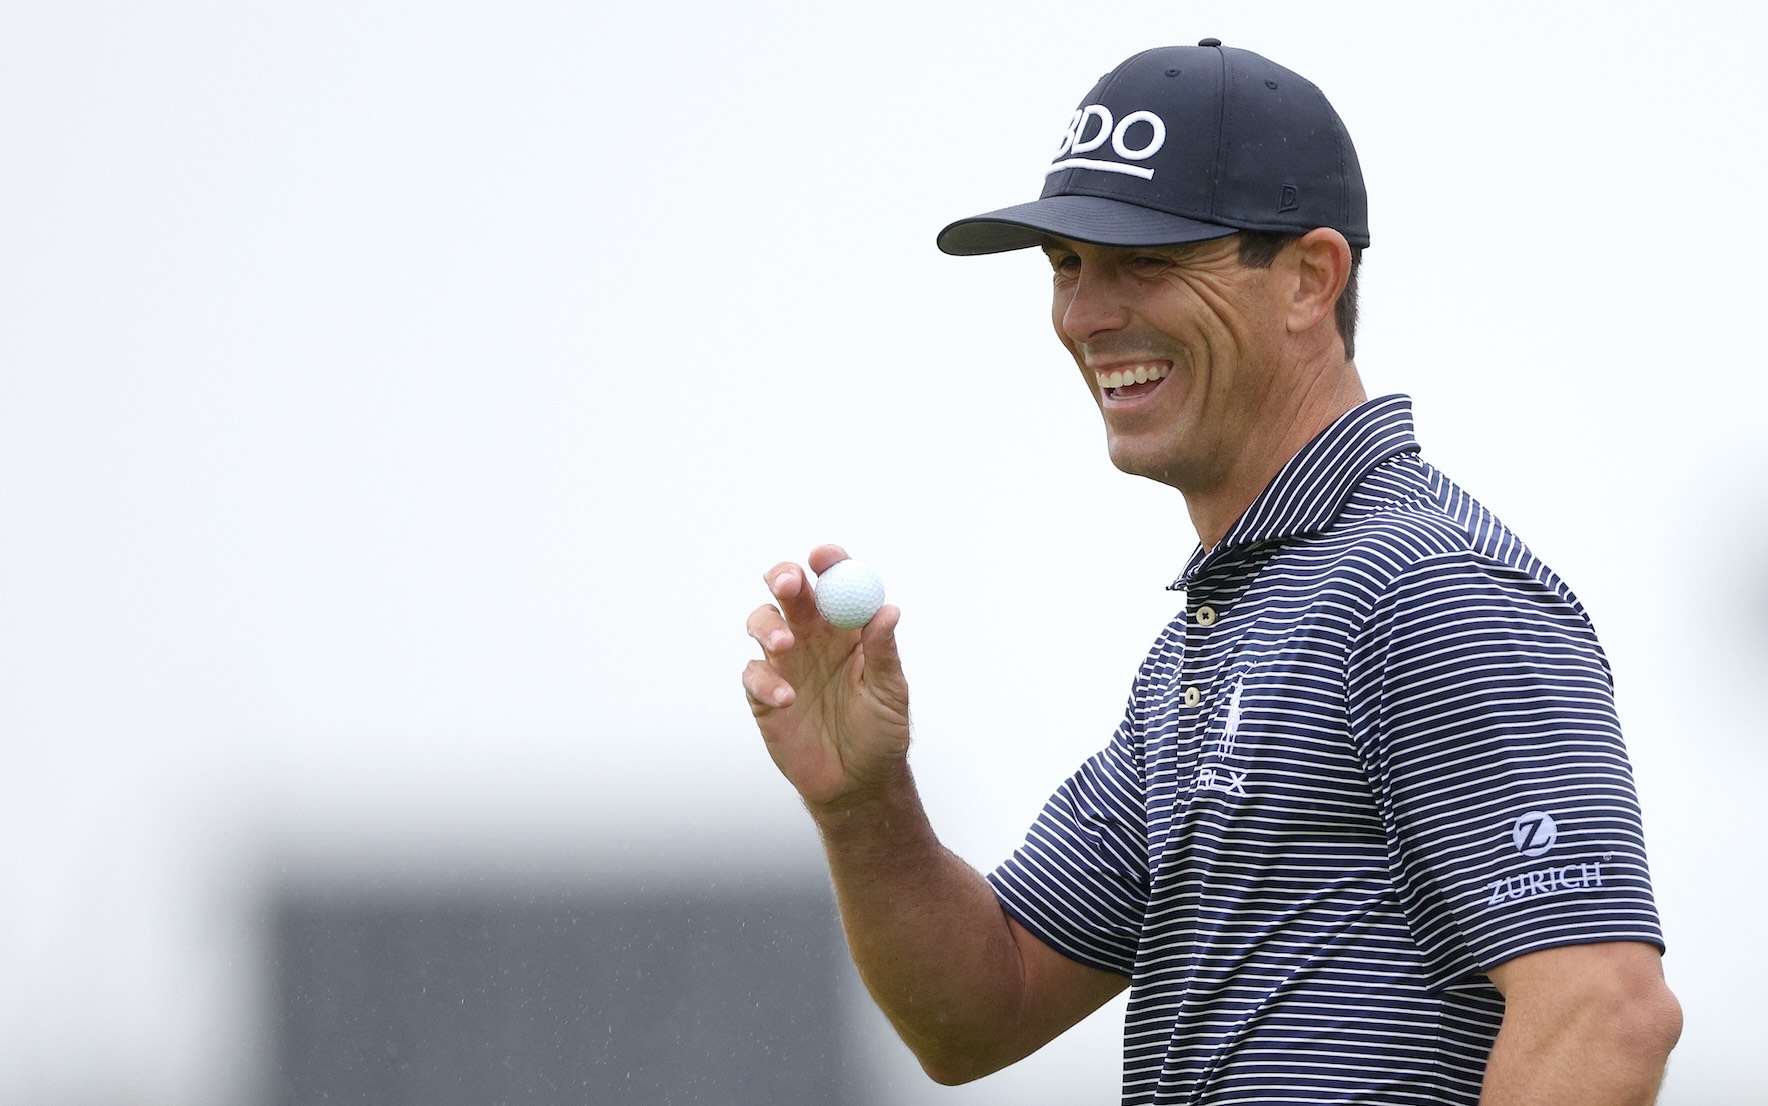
1131, 255, 1172, 271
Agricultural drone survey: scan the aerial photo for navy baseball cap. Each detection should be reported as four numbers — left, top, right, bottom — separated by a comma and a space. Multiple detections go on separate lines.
937, 40, 1370, 255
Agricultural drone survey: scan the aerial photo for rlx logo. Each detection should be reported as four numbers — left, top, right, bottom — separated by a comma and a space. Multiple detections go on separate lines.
1048, 104, 1167, 180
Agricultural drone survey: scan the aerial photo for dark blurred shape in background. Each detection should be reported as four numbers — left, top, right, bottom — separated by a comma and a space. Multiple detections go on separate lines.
268, 882, 851, 1105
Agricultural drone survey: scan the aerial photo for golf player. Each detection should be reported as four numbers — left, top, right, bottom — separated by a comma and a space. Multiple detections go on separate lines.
743, 40, 1680, 1105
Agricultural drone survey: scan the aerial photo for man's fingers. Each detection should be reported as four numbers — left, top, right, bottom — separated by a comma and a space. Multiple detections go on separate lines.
763, 560, 804, 599
746, 604, 794, 655
807, 544, 851, 576
742, 658, 796, 714
764, 561, 822, 628
756, 546, 875, 646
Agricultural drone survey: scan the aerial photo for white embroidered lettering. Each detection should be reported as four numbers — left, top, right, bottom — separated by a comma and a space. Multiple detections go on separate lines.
1112, 110, 1165, 160
1485, 862, 1605, 908
1073, 105, 1112, 154
1048, 103, 1167, 179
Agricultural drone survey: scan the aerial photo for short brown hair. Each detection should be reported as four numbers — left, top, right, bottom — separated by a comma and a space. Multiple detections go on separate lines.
1236, 231, 1362, 361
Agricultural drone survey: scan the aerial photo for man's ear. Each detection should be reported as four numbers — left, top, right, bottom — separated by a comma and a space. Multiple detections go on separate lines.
1285, 228, 1351, 340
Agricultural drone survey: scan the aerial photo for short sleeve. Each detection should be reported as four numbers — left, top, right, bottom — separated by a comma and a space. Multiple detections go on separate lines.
987, 702, 1149, 978
1347, 550, 1663, 989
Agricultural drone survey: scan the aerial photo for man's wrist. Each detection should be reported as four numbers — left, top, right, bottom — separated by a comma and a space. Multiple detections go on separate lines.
805, 761, 930, 849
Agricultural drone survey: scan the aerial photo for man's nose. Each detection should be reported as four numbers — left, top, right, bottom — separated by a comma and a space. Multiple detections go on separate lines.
1058, 270, 1131, 344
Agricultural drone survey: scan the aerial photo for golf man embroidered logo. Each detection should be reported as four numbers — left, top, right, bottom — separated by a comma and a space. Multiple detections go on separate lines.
1511, 811, 1558, 858
1197, 676, 1248, 798
1048, 104, 1167, 180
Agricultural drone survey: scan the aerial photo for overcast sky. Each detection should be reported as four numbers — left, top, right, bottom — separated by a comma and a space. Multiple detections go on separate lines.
3, 2, 1764, 1103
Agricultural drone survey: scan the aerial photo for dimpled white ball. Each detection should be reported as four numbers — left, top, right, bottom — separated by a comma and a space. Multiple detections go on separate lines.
814, 560, 886, 630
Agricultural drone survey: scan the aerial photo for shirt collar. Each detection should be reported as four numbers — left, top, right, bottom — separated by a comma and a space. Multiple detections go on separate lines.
1175, 394, 1420, 588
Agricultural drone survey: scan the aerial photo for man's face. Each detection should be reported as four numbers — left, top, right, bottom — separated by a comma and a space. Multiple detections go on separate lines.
1043, 234, 1289, 492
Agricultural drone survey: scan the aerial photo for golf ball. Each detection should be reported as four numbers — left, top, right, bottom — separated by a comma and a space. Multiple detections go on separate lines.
814, 560, 886, 629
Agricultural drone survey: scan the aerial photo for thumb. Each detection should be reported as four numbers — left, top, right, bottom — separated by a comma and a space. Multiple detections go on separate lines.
857, 603, 907, 696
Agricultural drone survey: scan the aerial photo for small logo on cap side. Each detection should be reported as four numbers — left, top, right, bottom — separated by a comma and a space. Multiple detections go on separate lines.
1048, 103, 1167, 180
1278, 184, 1299, 212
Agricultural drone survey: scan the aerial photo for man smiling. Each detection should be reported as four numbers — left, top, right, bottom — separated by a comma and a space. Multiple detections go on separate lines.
744, 40, 1680, 1105
1036, 231, 1367, 548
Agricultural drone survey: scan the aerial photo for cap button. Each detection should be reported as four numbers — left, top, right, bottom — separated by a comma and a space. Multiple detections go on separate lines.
1198, 37, 1222, 47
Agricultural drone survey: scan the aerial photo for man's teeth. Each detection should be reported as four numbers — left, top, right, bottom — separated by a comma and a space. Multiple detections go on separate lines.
1094, 363, 1170, 390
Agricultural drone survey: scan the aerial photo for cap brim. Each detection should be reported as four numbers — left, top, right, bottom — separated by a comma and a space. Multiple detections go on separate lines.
936, 195, 1239, 256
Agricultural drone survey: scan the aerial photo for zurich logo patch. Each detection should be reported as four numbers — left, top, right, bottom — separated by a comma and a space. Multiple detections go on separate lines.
1510, 811, 1559, 858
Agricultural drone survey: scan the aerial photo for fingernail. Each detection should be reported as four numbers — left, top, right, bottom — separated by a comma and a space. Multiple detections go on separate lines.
772, 687, 790, 706
768, 631, 788, 651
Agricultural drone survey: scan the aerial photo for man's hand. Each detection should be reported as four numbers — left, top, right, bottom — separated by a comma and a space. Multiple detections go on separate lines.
743, 544, 911, 808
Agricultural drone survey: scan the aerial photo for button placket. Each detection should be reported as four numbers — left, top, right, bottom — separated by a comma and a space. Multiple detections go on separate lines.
1183, 598, 1221, 712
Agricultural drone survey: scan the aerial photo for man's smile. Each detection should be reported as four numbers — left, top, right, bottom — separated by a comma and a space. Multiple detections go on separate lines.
1093, 360, 1172, 400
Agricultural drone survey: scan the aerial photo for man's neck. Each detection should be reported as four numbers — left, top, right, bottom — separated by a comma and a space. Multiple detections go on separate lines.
1186, 367, 1368, 551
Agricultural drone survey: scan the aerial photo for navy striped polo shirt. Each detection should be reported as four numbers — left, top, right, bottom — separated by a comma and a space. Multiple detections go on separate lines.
988, 395, 1663, 1105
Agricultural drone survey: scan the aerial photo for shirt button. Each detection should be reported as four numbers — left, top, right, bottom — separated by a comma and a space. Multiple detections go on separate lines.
1183, 686, 1201, 707
1195, 605, 1219, 627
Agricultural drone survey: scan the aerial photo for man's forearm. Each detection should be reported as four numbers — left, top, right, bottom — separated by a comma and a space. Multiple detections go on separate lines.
1481, 1024, 1674, 1105
1480, 964, 1682, 1105
809, 767, 1034, 1084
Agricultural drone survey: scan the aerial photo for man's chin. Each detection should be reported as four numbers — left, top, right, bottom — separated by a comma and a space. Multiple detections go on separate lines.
1106, 445, 1185, 490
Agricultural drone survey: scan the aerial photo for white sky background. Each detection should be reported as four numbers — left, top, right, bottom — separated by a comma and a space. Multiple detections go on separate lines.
2, 1, 1763, 1103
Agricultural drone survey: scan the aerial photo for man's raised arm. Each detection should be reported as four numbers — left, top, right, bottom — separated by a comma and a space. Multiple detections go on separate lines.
742, 545, 1127, 1083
